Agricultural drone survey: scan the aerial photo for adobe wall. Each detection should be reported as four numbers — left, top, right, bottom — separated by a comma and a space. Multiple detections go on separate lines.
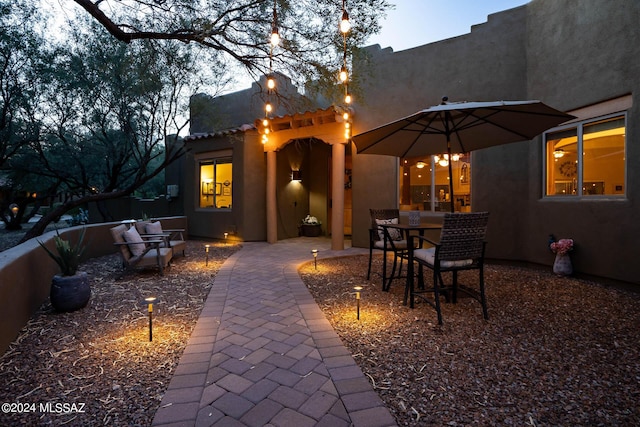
0, 217, 187, 355
352, 0, 640, 284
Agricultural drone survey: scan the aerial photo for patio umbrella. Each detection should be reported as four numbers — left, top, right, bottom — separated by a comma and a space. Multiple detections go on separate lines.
353, 98, 575, 212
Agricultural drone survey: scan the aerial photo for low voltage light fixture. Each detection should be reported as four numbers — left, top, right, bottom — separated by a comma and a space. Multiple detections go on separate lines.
291, 170, 302, 181
205, 244, 210, 266
353, 286, 363, 320
311, 249, 318, 270
145, 297, 157, 341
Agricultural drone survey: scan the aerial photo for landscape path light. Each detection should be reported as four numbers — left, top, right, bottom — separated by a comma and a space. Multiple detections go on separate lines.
353, 286, 363, 320
311, 249, 318, 270
145, 297, 157, 341
205, 244, 210, 266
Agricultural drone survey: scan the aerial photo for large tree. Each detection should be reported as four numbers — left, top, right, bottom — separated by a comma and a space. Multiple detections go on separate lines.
5, 0, 390, 240
0, 1, 45, 229
13, 19, 228, 241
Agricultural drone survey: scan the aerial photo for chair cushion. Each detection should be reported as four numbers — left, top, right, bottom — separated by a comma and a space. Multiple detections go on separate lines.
146, 221, 163, 235
413, 247, 473, 268
123, 226, 146, 257
374, 239, 408, 250
375, 218, 402, 241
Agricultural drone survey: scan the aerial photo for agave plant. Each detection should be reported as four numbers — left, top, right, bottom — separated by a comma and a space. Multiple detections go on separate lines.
38, 228, 86, 276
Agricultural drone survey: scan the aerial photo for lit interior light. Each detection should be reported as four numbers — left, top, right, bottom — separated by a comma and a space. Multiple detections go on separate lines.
416, 161, 426, 169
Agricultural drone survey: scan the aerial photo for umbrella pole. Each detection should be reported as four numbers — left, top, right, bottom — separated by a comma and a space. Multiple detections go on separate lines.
447, 141, 455, 213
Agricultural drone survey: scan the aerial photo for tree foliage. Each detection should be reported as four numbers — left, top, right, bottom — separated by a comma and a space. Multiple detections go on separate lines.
72, 0, 391, 91
9, 14, 228, 241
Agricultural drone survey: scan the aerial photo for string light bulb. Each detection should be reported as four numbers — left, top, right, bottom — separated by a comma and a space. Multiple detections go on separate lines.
267, 75, 276, 90
339, 66, 348, 83
270, 28, 280, 46
265, 102, 273, 113
340, 9, 351, 33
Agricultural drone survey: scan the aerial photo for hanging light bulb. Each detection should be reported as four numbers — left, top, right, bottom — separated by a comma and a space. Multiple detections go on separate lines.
344, 93, 352, 104
270, 0, 280, 46
262, 118, 269, 127
267, 75, 276, 90
339, 66, 348, 83
265, 102, 273, 113
340, 9, 351, 33
270, 27, 280, 46
343, 112, 349, 121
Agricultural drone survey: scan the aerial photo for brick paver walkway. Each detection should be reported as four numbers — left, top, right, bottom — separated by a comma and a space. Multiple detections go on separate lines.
152, 238, 397, 427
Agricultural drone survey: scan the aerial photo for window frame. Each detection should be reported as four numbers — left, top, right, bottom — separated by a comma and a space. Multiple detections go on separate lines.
542, 111, 627, 200
197, 153, 233, 210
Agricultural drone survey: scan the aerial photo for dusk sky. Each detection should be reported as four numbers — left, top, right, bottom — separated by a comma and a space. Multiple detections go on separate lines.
367, 0, 530, 51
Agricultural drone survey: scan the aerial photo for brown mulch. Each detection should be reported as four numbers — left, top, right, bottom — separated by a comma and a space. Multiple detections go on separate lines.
0, 240, 240, 426
299, 255, 640, 427
2, 226, 639, 426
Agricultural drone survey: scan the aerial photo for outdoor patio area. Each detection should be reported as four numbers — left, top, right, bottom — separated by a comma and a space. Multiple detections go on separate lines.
0, 237, 638, 426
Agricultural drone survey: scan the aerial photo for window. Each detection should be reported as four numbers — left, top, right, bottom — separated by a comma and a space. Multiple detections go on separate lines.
199, 157, 232, 208
399, 154, 472, 212
545, 114, 625, 197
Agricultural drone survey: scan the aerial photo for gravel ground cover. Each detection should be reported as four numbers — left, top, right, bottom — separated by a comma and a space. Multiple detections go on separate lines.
0, 240, 240, 426
300, 255, 640, 427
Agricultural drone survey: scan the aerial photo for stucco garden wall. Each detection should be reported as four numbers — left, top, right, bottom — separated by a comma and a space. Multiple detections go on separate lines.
0, 217, 187, 355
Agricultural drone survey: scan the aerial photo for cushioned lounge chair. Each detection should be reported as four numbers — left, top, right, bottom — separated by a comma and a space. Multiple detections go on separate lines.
110, 224, 173, 275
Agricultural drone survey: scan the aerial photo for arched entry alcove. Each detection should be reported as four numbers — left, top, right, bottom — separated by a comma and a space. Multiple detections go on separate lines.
276, 138, 330, 239
258, 106, 352, 249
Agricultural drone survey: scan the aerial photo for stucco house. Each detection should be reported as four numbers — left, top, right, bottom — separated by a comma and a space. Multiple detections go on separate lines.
169, 0, 639, 286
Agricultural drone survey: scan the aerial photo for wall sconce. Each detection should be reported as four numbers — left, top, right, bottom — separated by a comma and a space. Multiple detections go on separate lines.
311, 249, 318, 270
205, 244, 210, 266
291, 170, 302, 181
145, 297, 157, 341
353, 286, 363, 320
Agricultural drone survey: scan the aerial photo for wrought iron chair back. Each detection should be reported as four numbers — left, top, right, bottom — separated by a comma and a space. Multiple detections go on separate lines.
407, 211, 489, 325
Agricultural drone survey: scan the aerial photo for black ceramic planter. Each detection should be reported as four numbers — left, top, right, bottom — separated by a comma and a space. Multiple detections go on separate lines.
300, 224, 322, 237
51, 272, 91, 312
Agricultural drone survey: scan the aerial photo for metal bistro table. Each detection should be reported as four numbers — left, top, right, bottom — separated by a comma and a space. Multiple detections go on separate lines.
378, 221, 441, 291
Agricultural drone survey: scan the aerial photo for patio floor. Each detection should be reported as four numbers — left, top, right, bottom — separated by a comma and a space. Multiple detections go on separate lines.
151, 237, 397, 427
